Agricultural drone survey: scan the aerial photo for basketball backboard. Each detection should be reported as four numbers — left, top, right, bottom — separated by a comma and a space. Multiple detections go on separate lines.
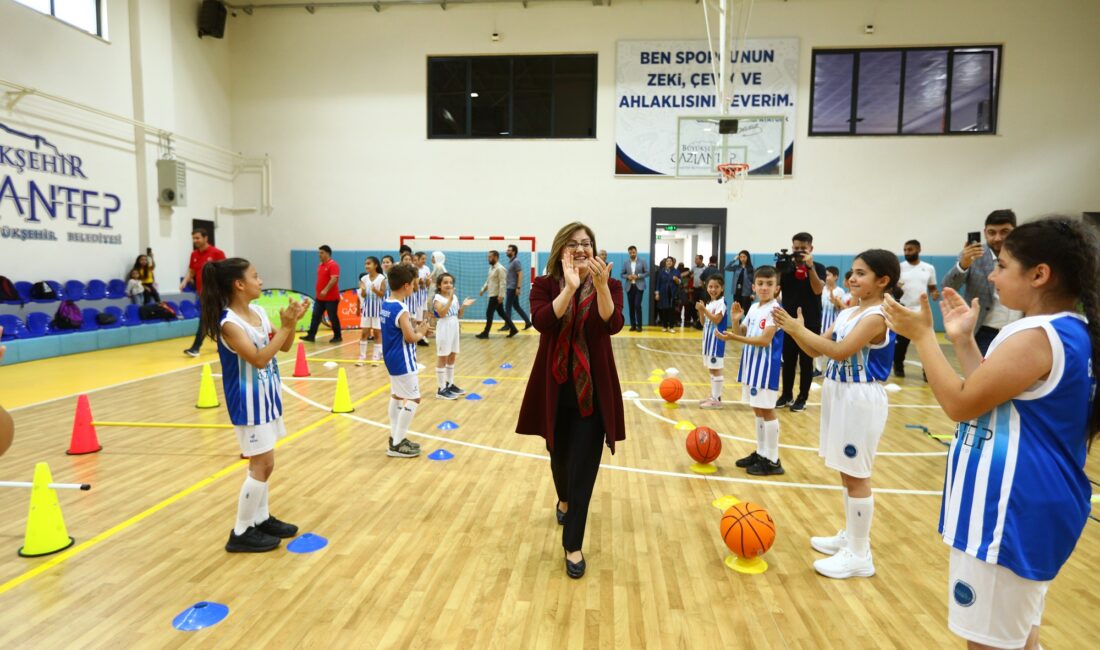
674, 115, 787, 177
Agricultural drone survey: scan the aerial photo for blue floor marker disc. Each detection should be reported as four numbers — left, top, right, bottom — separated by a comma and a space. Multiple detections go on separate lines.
429, 449, 455, 461
482, 378, 498, 385
465, 393, 482, 400
173, 602, 229, 631
499, 363, 512, 369
287, 533, 328, 554
437, 420, 459, 430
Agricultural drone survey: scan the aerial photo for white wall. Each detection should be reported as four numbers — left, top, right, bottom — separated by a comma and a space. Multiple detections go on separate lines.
0, 0, 236, 287
228, 0, 1100, 287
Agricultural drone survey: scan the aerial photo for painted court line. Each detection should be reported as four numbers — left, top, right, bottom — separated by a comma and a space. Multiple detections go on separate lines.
280, 385, 940, 496
0, 385, 387, 597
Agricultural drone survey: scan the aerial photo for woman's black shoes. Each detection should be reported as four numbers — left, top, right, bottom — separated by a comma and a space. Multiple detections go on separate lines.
556, 502, 566, 525
565, 552, 586, 579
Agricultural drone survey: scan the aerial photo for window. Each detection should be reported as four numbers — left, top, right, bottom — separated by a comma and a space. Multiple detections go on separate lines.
428, 55, 597, 139
809, 46, 1000, 136
12, 0, 106, 38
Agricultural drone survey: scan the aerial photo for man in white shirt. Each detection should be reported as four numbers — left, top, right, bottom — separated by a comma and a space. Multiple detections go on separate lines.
894, 239, 941, 378
942, 209, 1022, 355
476, 250, 516, 339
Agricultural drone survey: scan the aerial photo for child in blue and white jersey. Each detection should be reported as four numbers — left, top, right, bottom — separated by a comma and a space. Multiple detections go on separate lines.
200, 258, 309, 553
695, 275, 729, 409
381, 262, 433, 458
357, 257, 386, 366
884, 217, 1099, 650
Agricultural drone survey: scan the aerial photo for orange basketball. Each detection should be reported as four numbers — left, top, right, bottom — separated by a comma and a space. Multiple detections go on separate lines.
659, 377, 684, 403
686, 426, 721, 464
720, 502, 776, 559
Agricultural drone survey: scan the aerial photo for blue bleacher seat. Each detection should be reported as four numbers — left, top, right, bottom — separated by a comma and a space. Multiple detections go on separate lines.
0, 315, 27, 340
63, 280, 86, 301
25, 312, 52, 337
101, 306, 125, 329
180, 300, 199, 319
124, 303, 142, 326
81, 308, 100, 331
165, 301, 181, 318
85, 280, 108, 300
14, 281, 32, 302
106, 279, 127, 299
47, 281, 64, 301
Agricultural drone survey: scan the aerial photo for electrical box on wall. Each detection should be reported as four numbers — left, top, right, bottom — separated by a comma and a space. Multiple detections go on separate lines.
157, 159, 187, 207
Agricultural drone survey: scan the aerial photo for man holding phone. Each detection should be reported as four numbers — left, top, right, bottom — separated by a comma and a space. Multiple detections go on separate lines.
942, 209, 1021, 354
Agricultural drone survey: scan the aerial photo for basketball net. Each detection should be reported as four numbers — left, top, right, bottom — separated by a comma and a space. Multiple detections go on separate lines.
702, 0, 756, 198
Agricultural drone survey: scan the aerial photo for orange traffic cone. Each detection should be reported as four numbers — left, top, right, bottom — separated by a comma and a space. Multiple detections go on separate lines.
66, 395, 101, 455
293, 342, 310, 377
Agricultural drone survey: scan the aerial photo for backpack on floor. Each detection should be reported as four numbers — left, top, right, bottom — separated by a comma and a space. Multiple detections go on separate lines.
53, 300, 84, 330
30, 281, 57, 300
0, 275, 19, 303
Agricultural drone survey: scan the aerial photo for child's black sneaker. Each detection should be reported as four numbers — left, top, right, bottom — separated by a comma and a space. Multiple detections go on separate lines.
387, 439, 420, 458
256, 516, 299, 539
446, 383, 466, 395
747, 457, 785, 476
735, 451, 762, 468
225, 526, 281, 553
436, 388, 458, 400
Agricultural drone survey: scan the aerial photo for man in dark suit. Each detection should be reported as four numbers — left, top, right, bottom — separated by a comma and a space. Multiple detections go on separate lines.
620, 246, 648, 331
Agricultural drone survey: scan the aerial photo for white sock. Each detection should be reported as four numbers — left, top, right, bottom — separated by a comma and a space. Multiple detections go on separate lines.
754, 417, 765, 454
234, 476, 265, 535
396, 400, 419, 442
254, 480, 270, 525
388, 399, 402, 445
445, 364, 455, 386
711, 375, 723, 400
436, 367, 447, 391
847, 495, 874, 556
358, 340, 368, 359
763, 419, 780, 462
371, 341, 381, 360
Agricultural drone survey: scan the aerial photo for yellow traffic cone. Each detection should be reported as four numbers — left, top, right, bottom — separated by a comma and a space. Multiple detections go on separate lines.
331, 368, 354, 413
18, 462, 75, 557
196, 363, 219, 409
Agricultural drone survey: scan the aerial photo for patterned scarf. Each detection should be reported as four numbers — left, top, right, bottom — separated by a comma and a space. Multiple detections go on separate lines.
552, 274, 596, 416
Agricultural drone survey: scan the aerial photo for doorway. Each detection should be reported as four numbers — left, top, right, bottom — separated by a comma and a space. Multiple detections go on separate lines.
192, 218, 216, 246
650, 208, 726, 327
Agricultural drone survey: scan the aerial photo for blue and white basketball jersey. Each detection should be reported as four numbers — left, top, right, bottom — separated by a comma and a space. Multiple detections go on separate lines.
821, 287, 845, 333
433, 293, 459, 320
417, 266, 431, 309
380, 299, 417, 376
940, 313, 1094, 581
737, 300, 784, 390
361, 274, 383, 318
702, 298, 728, 360
824, 306, 895, 383
216, 305, 282, 426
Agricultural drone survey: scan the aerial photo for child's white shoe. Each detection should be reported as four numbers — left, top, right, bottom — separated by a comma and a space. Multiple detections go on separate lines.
813, 547, 874, 579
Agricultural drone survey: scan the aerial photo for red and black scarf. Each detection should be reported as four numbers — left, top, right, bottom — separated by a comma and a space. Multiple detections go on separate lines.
552, 276, 596, 416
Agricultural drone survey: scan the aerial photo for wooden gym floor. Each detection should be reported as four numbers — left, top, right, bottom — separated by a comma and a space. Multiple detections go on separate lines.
0, 325, 1097, 648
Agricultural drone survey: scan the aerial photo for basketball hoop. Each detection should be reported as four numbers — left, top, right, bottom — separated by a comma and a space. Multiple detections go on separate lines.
717, 162, 750, 199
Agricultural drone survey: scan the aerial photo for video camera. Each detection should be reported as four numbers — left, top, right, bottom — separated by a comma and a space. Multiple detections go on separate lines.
774, 248, 804, 273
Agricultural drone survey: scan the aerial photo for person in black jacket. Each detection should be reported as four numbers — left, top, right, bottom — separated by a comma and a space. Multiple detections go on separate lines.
777, 233, 826, 412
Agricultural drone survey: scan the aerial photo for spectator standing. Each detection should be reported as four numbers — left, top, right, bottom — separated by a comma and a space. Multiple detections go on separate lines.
300, 245, 343, 344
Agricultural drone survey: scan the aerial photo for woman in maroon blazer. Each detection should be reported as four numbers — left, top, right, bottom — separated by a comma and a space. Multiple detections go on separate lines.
516, 222, 625, 579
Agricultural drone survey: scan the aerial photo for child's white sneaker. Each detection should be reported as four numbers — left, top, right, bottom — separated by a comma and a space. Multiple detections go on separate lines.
813, 547, 874, 579
699, 398, 723, 410
810, 529, 848, 555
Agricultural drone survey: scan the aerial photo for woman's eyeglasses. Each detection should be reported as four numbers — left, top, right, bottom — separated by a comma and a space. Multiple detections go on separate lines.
564, 241, 593, 251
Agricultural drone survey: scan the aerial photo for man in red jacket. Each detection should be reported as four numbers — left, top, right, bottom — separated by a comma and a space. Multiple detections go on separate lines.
300, 245, 343, 343
182, 228, 226, 357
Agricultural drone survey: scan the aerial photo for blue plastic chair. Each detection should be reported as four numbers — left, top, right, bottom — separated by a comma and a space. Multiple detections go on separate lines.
125, 304, 142, 326
25, 312, 52, 337
85, 280, 108, 300
14, 281, 32, 302
63, 280, 86, 301
180, 300, 199, 319
101, 306, 125, 329
0, 315, 27, 340
106, 279, 127, 299
165, 301, 182, 318
81, 308, 100, 331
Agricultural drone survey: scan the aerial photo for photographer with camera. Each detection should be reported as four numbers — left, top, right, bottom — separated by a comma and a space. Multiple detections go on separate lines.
776, 232, 826, 412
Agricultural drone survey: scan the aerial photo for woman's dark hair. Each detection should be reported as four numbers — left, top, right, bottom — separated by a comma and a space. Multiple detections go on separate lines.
853, 249, 902, 300
365, 256, 381, 272
737, 250, 754, 272
1002, 216, 1100, 444
130, 254, 150, 277
200, 258, 252, 343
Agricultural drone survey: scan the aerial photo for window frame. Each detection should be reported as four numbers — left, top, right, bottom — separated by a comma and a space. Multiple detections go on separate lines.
427, 53, 598, 140
808, 45, 1002, 137
10, 0, 107, 39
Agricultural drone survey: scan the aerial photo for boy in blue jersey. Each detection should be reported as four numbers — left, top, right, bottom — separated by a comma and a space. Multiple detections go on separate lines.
381, 263, 432, 458
200, 258, 310, 553
718, 266, 785, 476
695, 275, 729, 409
884, 217, 1100, 650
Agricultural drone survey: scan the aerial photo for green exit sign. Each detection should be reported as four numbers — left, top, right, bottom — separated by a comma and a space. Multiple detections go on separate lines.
663, 225, 678, 231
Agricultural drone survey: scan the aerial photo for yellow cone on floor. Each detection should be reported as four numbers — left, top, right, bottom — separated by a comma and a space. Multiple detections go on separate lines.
196, 363, 219, 409
332, 367, 354, 413
675, 420, 695, 431
18, 462, 75, 557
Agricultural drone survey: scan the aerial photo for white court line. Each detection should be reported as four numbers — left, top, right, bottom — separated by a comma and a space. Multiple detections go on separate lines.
634, 343, 700, 359
279, 384, 941, 496
8, 340, 353, 412
631, 398, 947, 458
631, 396, 941, 410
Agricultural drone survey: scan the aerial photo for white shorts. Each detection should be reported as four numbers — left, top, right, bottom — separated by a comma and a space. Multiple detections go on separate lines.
235, 418, 287, 457
389, 372, 421, 400
819, 379, 888, 478
359, 315, 380, 330
435, 319, 460, 356
742, 386, 779, 409
703, 355, 725, 370
948, 548, 1048, 648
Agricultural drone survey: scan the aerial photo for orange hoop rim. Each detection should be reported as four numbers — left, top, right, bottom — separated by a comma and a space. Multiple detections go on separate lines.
717, 162, 750, 179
